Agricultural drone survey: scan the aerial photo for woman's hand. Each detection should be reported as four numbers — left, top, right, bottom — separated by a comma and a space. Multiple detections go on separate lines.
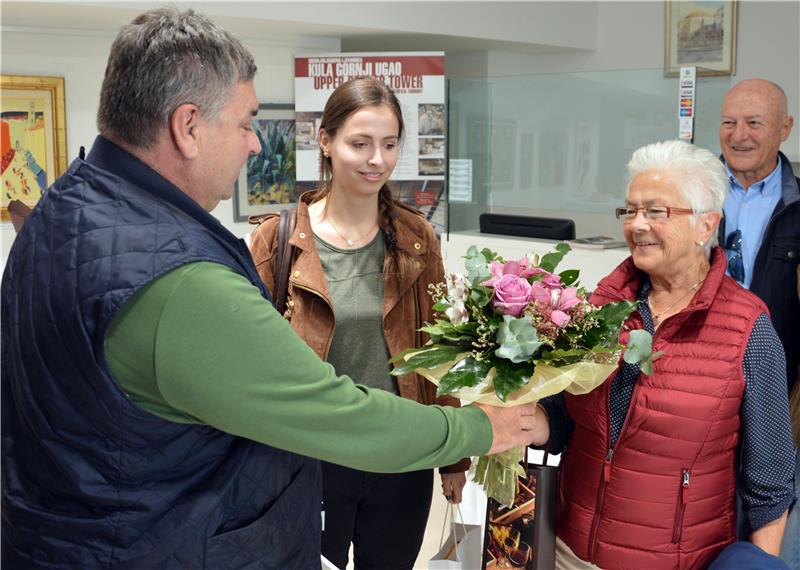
440, 472, 467, 504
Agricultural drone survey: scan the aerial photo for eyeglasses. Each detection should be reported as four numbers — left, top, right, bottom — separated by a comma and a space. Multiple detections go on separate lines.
614, 206, 696, 223
725, 229, 744, 283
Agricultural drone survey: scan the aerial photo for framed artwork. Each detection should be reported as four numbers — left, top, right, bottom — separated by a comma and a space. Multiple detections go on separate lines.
518, 132, 534, 191
664, 0, 738, 77
1, 75, 67, 221
232, 103, 296, 222
538, 130, 567, 188
490, 121, 515, 189
573, 123, 599, 198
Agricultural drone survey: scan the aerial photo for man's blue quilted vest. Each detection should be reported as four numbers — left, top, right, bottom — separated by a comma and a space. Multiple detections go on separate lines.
1, 137, 321, 569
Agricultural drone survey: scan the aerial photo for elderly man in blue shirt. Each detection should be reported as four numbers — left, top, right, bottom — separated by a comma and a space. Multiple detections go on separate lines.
719, 78, 799, 568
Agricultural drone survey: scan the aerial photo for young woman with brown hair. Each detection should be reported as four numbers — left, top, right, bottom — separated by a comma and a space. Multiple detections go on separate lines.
249, 77, 468, 570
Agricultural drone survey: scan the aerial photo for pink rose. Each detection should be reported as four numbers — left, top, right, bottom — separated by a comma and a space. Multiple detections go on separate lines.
482, 258, 545, 287
492, 274, 532, 317
537, 271, 563, 289
530, 283, 581, 327
530, 281, 553, 305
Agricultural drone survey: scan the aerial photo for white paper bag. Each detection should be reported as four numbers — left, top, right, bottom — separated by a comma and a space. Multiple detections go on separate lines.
320, 554, 339, 570
429, 503, 483, 569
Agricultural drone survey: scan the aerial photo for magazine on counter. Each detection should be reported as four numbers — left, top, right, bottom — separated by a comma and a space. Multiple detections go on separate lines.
569, 236, 627, 249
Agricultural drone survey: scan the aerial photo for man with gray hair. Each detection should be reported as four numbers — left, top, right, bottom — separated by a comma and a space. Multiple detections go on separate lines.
720, 79, 799, 394
1, 8, 545, 568
719, 78, 799, 567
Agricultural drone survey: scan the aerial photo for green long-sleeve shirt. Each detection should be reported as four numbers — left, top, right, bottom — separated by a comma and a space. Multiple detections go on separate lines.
105, 262, 492, 472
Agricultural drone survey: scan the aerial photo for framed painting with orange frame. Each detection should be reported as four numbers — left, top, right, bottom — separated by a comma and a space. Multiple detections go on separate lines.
1, 75, 67, 221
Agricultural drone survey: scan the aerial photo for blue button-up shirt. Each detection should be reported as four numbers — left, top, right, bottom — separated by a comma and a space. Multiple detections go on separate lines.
722, 160, 783, 289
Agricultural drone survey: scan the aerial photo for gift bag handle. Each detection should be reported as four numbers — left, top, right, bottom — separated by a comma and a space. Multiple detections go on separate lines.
525, 449, 549, 472
438, 501, 468, 551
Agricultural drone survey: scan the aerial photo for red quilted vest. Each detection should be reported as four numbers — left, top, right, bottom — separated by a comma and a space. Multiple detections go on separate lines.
558, 247, 767, 569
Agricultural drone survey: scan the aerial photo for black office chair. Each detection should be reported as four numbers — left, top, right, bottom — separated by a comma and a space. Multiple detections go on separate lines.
479, 213, 576, 240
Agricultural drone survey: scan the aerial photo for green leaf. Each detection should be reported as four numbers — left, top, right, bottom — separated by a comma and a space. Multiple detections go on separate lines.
432, 301, 449, 312
419, 320, 477, 336
464, 246, 491, 286
623, 329, 660, 375
492, 358, 531, 402
538, 243, 571, 273
417, 322, 450, 337
481, 248, 501, 263
468, 284, 492, 307
418, 321, 477, 345
390, 345, 461, 376
538, 347, 591, 366
559, 269, 580, 287
437, 356, 492, 396
494, 315, 543, 363
595, 300, 638, 326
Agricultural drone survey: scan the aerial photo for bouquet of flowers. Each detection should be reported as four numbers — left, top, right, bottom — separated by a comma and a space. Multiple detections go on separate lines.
391, 243, 657, 507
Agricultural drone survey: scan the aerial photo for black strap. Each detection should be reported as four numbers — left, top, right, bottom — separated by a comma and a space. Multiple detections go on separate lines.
274, 208, 297, 315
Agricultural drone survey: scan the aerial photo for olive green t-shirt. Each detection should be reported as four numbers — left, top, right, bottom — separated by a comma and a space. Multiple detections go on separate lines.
315, 231, 398, 395
104, 262, 492, 473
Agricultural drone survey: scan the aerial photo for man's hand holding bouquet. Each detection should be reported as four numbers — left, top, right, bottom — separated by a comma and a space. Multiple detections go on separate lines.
391, 244, 657, 506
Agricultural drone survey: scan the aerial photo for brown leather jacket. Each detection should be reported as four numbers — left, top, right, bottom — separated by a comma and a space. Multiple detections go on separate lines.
249, 193, 469, 472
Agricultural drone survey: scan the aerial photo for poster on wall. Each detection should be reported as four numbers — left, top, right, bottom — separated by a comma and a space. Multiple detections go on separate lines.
294, 52, 446, 234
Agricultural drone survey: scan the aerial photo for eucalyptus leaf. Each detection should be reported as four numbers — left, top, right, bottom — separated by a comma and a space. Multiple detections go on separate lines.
495, 315, 543, 363
464, 246, 491, 286
623, 329, 660, 375
464, 245, 486, 268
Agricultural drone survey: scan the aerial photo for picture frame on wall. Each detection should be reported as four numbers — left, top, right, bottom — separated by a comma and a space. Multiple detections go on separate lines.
664, 0, 738, 77
232, 103, 296, 222
1, 75, 67, 221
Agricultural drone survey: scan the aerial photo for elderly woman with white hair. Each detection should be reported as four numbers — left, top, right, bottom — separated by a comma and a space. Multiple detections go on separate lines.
532, 140, 796, 569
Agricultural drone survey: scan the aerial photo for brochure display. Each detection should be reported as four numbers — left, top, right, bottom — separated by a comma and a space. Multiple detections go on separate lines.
294, 52, 446, 233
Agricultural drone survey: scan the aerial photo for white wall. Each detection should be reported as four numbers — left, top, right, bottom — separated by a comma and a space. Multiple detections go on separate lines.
3, 1, 798, 261
0, 28, 339, 263
474, 1, 800, 157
